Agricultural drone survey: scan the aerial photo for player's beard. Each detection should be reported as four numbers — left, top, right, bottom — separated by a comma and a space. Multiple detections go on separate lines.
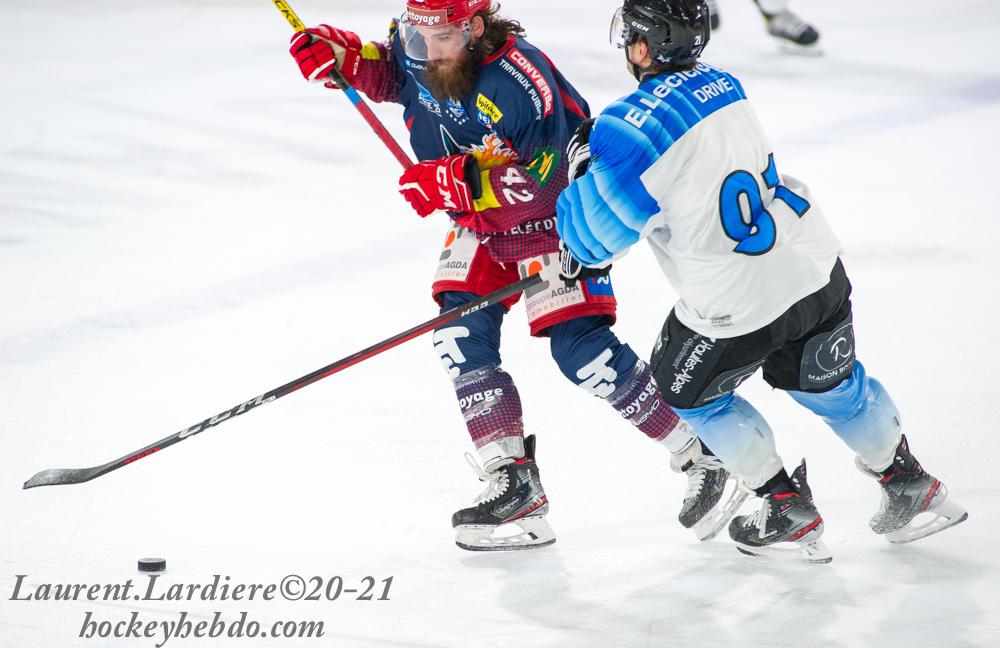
424, 39, 486, 101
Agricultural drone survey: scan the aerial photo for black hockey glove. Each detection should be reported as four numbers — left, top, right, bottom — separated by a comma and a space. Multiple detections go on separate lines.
559, 239, 611, 286
567, 117, 595, 181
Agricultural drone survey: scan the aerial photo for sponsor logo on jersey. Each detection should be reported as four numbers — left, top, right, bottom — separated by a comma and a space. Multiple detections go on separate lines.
814, 323, 854, 372
525, 146, 558, 186
692, 77, 737, 105
507, 49, 554, 117
446, 99, 468, 123
617, 379, 658, 420
671, 337, 716, 395
497, 59, 545, 120
585, 274, 614, 297
803, 320, 855, 387
458, 388, 504, 411
576, 349, 618, 398
433, 327, 470, 379
506, 217, 556, 237
476, 93, 504, 126
466, 132, 518, 170
409, 73, 441, 116
710, 314, 734, 329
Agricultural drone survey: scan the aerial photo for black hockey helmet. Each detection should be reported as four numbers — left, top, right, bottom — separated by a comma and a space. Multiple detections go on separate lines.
610, 0, 710, 78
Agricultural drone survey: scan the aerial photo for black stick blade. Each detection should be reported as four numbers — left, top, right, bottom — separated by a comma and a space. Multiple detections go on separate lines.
24, 467, 102, 489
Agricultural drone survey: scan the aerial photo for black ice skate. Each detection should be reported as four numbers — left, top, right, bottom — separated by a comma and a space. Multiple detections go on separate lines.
452, 434, 555, 551
729, 460, 832, 564
856, 435, 968, 544
764, 10, 821, 52
675, 439, 749, 541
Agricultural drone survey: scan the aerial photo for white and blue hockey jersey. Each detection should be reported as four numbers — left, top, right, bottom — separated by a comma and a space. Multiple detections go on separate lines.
557, 63, 841, 338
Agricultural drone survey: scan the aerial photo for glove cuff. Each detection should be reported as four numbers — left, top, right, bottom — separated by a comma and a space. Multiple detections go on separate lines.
461, 155, 483, 200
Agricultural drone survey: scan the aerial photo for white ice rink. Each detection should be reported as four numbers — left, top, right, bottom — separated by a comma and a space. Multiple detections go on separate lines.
2, 0, 998, 646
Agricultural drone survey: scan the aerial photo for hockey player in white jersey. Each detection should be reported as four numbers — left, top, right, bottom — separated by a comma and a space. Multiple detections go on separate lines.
556, 0, 967, 563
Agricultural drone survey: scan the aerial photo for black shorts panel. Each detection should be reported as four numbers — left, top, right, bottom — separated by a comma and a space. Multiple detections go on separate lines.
650, 259, 854, 409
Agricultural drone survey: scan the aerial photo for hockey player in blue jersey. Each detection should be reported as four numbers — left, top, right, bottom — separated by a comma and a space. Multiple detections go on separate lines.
556, 0, 967, 562
288, 0, 748, 550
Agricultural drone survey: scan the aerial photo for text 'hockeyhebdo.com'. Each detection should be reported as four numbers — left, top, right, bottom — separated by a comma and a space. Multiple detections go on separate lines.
8, 573, 394, 646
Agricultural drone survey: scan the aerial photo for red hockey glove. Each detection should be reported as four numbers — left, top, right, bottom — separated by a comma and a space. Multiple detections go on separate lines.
289, 25, 363, 87
398, 154, 479, 218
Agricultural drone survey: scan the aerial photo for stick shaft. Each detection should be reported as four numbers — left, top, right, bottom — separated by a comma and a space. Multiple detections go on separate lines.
274, 0, 413, 168
24, 273, 542, 488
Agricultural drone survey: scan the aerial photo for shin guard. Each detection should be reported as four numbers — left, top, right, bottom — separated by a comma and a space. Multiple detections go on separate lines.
454, 365, 525, 471
787, 362, 901, 471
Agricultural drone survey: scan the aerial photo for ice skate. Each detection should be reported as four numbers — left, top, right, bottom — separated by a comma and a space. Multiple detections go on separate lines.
452, 435, 555, 551
673, 438, 749, 541
857, 435, 968, 544
729, 460, 832, 564
765, 10, 821, 53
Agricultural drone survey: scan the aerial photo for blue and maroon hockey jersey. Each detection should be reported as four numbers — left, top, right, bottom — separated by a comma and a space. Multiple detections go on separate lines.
353, 28, 589, 262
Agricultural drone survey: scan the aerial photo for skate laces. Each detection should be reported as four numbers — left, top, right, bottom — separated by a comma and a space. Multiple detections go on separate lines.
464, 453, 510, 505
745, 496, 772, 538
684, 455, 725, 500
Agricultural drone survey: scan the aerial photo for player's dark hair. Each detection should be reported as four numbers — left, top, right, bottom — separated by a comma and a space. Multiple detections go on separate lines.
476, 5, 527, 54
637, 36, 699, 74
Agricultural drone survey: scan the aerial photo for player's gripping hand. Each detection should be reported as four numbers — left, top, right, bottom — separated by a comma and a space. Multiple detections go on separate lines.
398, 154, 479, 218
567, 117, 595, 181
289, 25, 363, 87
558, 239, 610, 285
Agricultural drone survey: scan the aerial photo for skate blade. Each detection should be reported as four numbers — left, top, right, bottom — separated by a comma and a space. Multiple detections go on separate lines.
734, 534, 833, 564
693, 479, 751, 542
774, 40, 824, 57
885, 499, 969, 544
455, 515, 556, 552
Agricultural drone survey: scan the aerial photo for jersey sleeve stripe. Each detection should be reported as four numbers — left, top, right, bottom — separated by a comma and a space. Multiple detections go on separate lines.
591, 167, 659, 233
557, 187, 613, 266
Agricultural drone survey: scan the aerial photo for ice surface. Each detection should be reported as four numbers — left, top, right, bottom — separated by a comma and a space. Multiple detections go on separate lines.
1, 1, 998, 646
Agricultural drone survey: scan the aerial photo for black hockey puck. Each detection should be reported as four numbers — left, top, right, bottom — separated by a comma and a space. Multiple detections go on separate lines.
138, 558, 166, 573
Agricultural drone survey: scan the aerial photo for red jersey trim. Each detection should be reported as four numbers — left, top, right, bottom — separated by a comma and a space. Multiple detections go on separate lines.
483, 36, 517, 65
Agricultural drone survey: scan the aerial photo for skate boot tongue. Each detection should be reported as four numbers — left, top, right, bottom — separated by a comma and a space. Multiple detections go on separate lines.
878, 435, 921, 479
462, 453, 512, 506
788, 459, 813, 502
755, 467, 797, 499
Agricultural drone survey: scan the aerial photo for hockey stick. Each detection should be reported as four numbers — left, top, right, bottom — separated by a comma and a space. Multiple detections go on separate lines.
23, 272, 543, 489
273, 0, 414, 169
